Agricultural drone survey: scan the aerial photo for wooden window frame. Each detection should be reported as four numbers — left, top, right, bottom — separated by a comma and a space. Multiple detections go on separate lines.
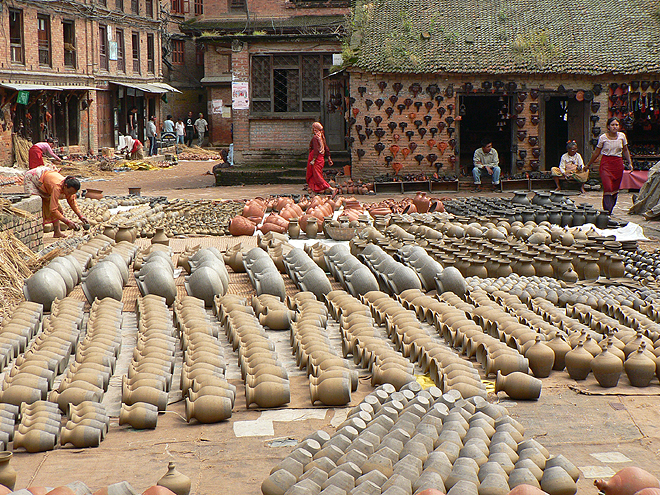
116, 0, 124, 11
116, 28, 125, 72
131, 0, 139, 14
63, 20, 76, 68
147, 33, 155, 74
251, 53, 332, 115
194, 0, 203, 15
229, 0, 246, 11
99, 25, 108, 70
195, 44, 204, 65
172, 40, 185, 65
146, 0, 154, 17
9, 9, 24, 65
37, 14, 51, 67
132, 32, 140, 74
171, 0, 189, 14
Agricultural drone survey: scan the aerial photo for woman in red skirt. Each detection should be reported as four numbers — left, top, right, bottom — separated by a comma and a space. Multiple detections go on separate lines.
306, 122, 336, 196
586, 117, 632, 214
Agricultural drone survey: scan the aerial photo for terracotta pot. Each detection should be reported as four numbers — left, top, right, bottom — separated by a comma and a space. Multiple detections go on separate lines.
413, 192, 431, 213
157, 462, 191, 495
594, 467, 660, 495
119, 403, 158, 429
229, 216, 256, 236
309, 376, 351, 406
60, 425, 102, 448
246, 382, 290, 408
591, 348, 623, 388
495, 371, 542, 400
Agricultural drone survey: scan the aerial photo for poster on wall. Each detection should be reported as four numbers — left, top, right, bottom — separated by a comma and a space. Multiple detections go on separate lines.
211, 100, 223, 114
232, 81, 249, 110
109, 41, 118, 61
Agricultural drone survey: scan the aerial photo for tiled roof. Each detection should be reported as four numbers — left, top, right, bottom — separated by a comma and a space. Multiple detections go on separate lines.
348, 0, 660, 75
183, 14, 344, 35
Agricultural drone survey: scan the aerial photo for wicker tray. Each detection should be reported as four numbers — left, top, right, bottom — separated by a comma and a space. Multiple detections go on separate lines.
325, 225, 361, 241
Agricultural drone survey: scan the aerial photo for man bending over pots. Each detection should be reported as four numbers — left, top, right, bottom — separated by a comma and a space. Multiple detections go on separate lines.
24, 167, 88, 237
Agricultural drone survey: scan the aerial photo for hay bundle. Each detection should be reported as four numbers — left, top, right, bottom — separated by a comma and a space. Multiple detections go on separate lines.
12, 134, 31, 168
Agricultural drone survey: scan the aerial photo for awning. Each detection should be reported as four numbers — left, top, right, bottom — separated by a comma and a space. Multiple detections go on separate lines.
112, 81, 181, 94
0, 82, 98, 91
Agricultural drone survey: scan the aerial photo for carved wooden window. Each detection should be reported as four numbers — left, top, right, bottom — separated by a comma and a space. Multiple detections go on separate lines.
251, 54, 330, 114
10, 9, 24, 64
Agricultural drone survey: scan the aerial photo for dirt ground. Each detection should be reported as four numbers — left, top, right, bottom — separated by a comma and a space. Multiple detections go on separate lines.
3, 160, 660, 493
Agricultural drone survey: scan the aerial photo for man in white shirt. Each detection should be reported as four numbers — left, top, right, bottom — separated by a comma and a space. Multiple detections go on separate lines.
473, 138, 501, 191
194, 113, 208, 147
146, 116, 158, 156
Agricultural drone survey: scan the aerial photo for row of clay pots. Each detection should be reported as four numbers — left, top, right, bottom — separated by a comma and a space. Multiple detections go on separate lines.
121, 296, 174, 416
326, 290, 416, 392
287, 293, 355, 407
136, 246, 177, 306
50, 298, 123, 414
0, 404, 17, 451
184, 247, 230, 307
358, 244, 422, 295
263, 384, 578, 495
465, 277, 660, 389
217, 295, 290, 408
367, 290, 490, 400
0, 301, 43, 372
1, 298, 84, 409
174, 296, 234, 424
24, 251, 87, 311
325, 244, 380, 298
60, 401, 109, 449
284, 248, 333, 301
14, 400, 61, 452
303, 243, 329, 273
223, 242, 247, 273
252, 294, 296, 331
243, 247, 287, 301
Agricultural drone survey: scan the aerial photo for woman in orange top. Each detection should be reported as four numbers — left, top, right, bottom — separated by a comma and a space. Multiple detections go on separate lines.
24, 167, 88, 237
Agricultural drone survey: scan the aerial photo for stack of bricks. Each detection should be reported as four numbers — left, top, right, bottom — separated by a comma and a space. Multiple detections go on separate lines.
2, 196, 44, 253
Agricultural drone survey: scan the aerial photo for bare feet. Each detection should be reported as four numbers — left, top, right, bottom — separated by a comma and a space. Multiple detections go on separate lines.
554, 187, 561, 191
53, 232, 68, 238
580, 187, 586, 194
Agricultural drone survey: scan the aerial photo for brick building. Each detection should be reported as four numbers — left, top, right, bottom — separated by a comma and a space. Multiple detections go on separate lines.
344, 0, 660, 180
181, 0, 348, 160
0, 0, 177, 165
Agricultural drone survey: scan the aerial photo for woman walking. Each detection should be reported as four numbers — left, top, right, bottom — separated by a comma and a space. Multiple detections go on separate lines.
306, 122, 336, 196
586, 118, 632, 214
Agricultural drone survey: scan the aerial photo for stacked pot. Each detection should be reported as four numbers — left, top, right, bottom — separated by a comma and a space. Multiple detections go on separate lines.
0, 301, 43, 372
14, 401, 61, 453
2, 297, 84, 408
174, 296, 234, 424
135, 247, 177, 306
23, 255, 83, 312
217, 294, 290, 409
358, 244, 422, 295
253, 294, 296, 331
325, 245, 380, 297
82, 238, 137, 304
326, 290, 417, 392
284, 248, 333, 301
60, 400, 109, 448
51, 298, 123, 412
262, 386, 579, 495
223, 242, 247, 273
0, 404, 18, 451
121, 295, 174, 415
243, 247, 286, 300
184, 247, 230, 307
288, 292, 356, 407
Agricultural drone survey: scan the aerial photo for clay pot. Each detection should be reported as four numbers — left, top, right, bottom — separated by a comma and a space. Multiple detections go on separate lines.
13, 430, 57, 452
305, 217, 319, 239
119, 403, 158, 429
565, 342, 592, 380
60, 425, 102, 448
23, 268, 67, 312
157, 462, 191, 495
540, 466, 577, 495
495, 371, 542, 400
115, 225, 135, 243
591, 348, 623, 388
229, 216, 256, 236
525, 336, 555, 378
152, 228, 170, 246
246, 382, 290, 408
262, 469, 297, 495
594, 467, 660, 495
413, 192, 431, 213
546, 334, 572, 371
185, 396, 232, 423
624, 347, 656, 387
288, 219, 301, 239
310, 376, 351, 406
0, 453, 16, 490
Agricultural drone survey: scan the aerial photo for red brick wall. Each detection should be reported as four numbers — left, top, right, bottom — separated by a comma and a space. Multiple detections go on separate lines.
208, 87, 233, 145
349, 72, 617, 181
204, 0, 346, 16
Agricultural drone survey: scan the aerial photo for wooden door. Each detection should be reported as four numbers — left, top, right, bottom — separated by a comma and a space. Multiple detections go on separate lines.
323, 76, 347, 151
96, 91, 114, 148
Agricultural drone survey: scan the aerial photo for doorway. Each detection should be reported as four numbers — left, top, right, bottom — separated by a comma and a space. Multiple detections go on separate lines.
323, 75, 347, 151
459, 95, 512, 176
544, 97, 587, 169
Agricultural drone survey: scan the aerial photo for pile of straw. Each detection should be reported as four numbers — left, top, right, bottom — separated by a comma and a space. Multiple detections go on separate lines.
12, 134, 31, 168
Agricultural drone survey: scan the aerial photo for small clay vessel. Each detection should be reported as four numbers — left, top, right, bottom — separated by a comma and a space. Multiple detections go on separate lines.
157, 461, 191, 495
565, 342, 592, 380
246, 382, 290, 408
262, 469, 297, 495
310, 377, 351, 406
495, 371, 542, 400
13, 429, 57, 452
525, 336, 555, 378
591, 348, 623, 388
185, 396, 232, 423
546, 334, 572, 371
594, 466, 659, 495
624, 347, 656, 387
305, 217, 319, 239
152, 228, 170, 246
540, 466, 577, 495
0, 452, 16, 490
119, 403, 158, 429
60, 425, 102, 448
288, 219, 301, 239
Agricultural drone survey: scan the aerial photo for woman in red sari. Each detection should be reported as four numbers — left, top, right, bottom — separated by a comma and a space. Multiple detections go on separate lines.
306, 122, 336, 195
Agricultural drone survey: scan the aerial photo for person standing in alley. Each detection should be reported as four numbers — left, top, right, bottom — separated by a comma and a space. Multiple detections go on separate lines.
194, 113, 208, 147
163, 115, 174, 134
185, 111, 195, 147
28, 138, 62, 169
146, 116, 158, 156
